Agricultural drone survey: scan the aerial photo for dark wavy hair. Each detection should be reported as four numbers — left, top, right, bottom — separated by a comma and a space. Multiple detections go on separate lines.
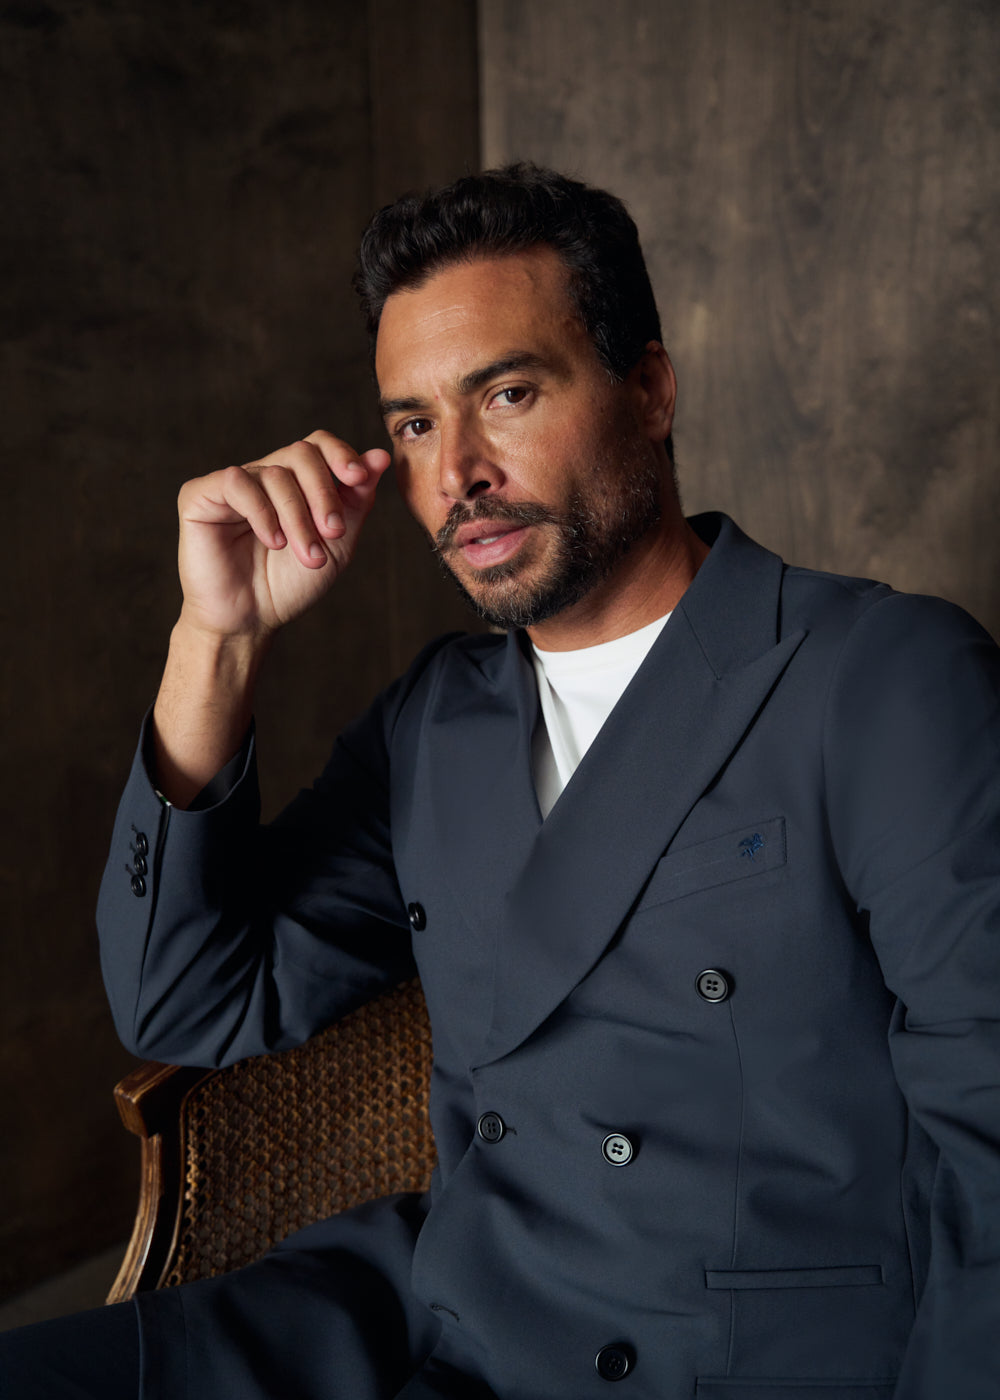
354, 162, 663, 384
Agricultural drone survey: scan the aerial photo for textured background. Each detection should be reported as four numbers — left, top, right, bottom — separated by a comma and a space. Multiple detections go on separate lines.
2, 0, 997, 1299
482, 0, 999, 632
1, 0, 479, 1301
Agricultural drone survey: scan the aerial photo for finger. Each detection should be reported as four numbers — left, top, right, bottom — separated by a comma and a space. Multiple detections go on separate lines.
295, 434, 392, 532
241, 435, 390, 552
252, 436, 359, 543
302, 432, 391, 492
325, 448, 393, 513
325, 448, 392, 539
254, 462, 332, 569
182, 467, 288, 552
325, 446, 392, 487
357, 447, 392, 478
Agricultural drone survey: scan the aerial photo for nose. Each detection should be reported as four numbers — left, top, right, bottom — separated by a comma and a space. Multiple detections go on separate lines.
436, 414, 505, 502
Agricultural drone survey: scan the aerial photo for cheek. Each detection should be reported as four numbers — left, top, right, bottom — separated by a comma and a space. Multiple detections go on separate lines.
497, 423, 577, 499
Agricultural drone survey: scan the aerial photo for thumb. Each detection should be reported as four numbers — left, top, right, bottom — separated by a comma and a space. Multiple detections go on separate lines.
359, 447, 392, 477
344, 447, 392, 513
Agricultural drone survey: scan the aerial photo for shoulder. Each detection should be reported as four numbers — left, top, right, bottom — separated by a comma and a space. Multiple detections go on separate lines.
816, 588, 1000, 901
389, 629, 509, 709
782, 558, 993, 650
760, 533, 998, 696
776, 555, 999, 765
337, 629, 510, 758
788, 577, 1000, 715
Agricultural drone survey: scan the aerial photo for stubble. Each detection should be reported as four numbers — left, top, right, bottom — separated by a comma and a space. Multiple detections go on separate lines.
430, 435, 663, 630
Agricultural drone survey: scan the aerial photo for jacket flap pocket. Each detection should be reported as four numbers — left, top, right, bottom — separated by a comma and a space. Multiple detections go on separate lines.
705, 1265, 883, 1290
639, 817, 786, 910
696, 1383, 896, 1399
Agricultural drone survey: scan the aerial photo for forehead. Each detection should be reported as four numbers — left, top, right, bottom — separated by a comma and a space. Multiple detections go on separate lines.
374, 247, 593, 393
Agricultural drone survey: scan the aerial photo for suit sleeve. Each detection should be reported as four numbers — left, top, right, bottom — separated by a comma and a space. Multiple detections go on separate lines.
823, 592, 1000, 1399
96, 647, 449, 1069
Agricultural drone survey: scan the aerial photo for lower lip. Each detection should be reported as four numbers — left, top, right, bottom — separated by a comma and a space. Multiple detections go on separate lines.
459, 526, 530, 569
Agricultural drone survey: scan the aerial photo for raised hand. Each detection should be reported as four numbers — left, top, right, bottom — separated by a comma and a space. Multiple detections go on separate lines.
152, 430, 391, 806
177, 430, 391, 640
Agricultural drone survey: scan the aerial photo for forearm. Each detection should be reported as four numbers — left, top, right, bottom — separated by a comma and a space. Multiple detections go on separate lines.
151, 612, 272, 807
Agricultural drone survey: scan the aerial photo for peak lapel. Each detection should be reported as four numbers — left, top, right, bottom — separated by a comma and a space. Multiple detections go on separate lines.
479, 515, 806, 1066
424, 631, 542, 943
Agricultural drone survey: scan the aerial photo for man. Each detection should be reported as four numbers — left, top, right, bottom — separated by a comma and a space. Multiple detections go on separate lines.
7, 165, 998, 1398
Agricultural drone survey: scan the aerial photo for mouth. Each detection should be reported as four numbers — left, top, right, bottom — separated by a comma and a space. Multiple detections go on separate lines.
454, 523, 531, 570
435, 500, 558, 574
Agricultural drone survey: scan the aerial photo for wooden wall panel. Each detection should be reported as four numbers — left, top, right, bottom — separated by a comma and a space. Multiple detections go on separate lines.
481, 0, 999, 637
1, 0, 478, 1302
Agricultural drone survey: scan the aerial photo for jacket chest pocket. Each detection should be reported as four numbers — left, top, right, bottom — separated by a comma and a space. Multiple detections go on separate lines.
636, 816, 787, 911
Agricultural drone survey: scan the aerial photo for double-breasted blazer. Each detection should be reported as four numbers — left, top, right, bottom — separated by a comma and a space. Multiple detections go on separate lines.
98, 513, 1000, 1400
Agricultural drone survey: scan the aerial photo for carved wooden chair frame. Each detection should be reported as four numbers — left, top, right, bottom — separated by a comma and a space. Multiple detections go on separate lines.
107, 978, 435, 1302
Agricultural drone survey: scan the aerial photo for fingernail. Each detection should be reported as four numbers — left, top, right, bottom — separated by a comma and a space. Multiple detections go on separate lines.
347, 461, 369, 478
309, 542, 325, 561
274, 529, 287, 547
326, 512, 344, 532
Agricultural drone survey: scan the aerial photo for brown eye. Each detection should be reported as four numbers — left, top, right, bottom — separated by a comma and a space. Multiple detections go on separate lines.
495, 386, 528, 406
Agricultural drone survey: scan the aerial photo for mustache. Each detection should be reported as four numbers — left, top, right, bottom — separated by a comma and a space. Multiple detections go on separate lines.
434, 497, 560, 552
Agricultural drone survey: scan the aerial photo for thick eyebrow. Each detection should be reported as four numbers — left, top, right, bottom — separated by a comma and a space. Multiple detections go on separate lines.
378, 352, 553, 419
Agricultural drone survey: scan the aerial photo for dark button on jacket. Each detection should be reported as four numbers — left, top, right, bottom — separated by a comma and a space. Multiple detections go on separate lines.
407, 902, 426, 931
477, 1112, 506, 1143
595, 1344, 635, 1381
128, 829, 149, 897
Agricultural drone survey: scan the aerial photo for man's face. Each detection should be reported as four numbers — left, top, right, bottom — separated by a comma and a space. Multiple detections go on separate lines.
375, 248, 671, 633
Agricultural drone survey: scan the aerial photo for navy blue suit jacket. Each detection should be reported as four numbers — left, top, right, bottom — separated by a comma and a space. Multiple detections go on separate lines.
99, 514, 1000, 1400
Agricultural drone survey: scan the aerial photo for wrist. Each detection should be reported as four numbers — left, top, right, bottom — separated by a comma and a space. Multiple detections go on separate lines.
173, 604, 276, 664
151, 619, 271, 808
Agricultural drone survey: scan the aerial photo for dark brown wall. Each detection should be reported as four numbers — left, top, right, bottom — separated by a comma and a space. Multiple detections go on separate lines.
1, 0, 479, 1301
481, 0, 999, 636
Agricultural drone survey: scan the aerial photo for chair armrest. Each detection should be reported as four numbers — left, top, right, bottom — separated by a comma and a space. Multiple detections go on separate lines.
106, 978, 435, 1303
106, 1061, 214, 1303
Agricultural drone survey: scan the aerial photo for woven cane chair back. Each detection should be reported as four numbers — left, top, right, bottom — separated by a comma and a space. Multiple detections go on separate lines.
109, 977, 435, 1300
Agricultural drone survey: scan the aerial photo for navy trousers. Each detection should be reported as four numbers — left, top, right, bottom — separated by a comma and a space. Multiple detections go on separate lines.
0, 1302, 139, 1398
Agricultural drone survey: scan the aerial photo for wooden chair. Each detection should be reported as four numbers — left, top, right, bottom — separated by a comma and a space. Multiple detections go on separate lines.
107, 978, 435, 1303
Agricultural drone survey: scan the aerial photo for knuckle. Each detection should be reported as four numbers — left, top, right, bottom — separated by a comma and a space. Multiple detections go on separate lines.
306, 427, 353, 460
178, 471, 215, 509
223, 463, 250, 487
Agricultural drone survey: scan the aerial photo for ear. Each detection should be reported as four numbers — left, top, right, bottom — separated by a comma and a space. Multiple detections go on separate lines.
629, 341, 677, 443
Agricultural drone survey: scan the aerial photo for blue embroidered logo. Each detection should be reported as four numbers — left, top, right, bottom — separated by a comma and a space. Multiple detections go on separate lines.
739, 833, 765, 862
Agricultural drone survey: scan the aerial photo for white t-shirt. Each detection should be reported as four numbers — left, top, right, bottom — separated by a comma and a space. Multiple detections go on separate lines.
530, 612, 672, 818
